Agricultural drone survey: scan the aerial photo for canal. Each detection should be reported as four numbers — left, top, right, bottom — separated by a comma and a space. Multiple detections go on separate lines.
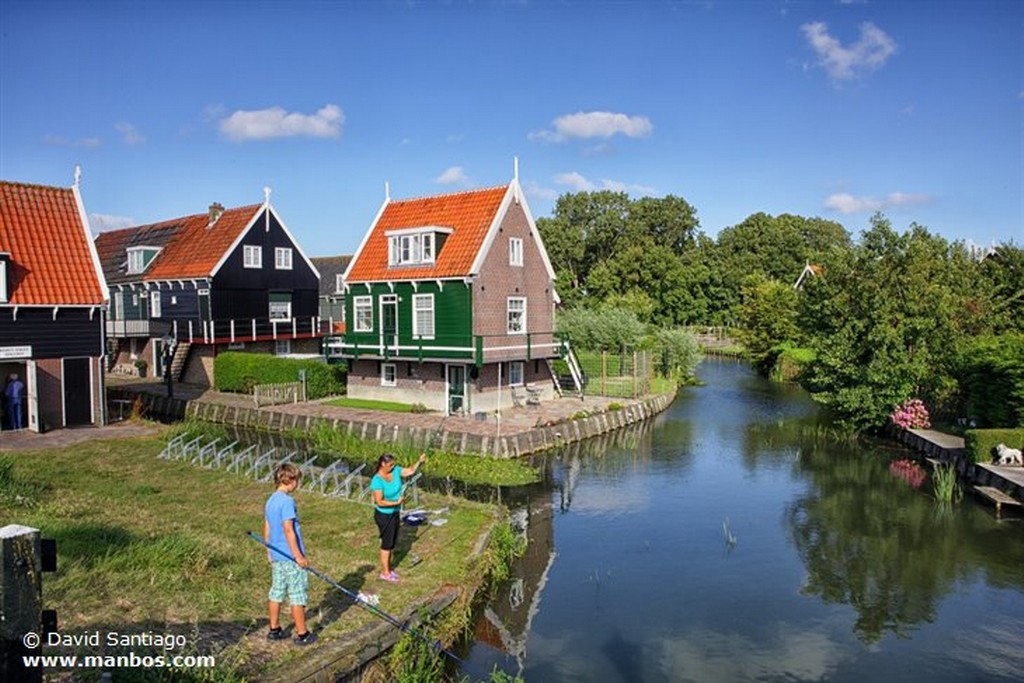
462, 359, 1024, 682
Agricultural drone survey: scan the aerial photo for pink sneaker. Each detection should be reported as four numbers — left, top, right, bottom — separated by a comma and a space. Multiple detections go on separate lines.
380, 571, 399, 583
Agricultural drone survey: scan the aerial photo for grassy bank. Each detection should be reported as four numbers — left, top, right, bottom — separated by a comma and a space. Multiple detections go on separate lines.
1, 433, 501, 681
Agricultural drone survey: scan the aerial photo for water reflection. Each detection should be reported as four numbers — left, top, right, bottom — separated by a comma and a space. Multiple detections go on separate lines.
465, 359, 1024, 683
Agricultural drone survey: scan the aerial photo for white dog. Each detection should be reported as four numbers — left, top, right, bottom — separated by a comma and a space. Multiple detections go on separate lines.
995, 443, 1023, 466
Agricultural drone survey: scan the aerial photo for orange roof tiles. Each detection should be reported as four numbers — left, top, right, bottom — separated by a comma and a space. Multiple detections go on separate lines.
0, 181, 106, 305
346, 185, 509, 282
94, 204, 261, 282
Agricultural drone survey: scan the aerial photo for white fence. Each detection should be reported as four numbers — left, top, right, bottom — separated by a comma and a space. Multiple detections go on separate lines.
254, 381, 306, 407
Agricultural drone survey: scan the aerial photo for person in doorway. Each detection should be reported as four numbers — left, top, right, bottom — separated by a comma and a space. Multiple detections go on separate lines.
370, 452, 427, 582
5, 373, 24, 430
264, 463, 315, 645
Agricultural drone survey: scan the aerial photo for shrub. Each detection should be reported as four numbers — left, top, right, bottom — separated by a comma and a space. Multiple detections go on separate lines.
959, 333, 1024, 428
890, 398, 931, 429
214, 352, 345, 399
963, 428, 1024, 464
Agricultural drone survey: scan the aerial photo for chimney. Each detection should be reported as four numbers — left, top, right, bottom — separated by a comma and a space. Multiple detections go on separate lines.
207, 202, 225, 228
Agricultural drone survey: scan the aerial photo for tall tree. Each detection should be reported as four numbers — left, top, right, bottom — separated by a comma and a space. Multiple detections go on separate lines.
800, 215, 970, 430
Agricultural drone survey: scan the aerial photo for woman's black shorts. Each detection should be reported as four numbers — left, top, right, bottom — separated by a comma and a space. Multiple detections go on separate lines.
374, 510, 400, 551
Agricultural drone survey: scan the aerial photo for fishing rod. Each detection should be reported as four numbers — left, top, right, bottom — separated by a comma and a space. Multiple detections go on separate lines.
245, 531, 465, 665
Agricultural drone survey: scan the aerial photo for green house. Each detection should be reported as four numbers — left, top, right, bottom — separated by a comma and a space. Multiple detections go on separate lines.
328, 167, 565, 414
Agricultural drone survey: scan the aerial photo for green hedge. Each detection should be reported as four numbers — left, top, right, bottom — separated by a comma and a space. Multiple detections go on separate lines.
214, 352, 345, 399
963, 428, 1024, 464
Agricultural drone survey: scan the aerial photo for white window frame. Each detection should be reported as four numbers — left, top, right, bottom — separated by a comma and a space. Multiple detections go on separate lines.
387, 232, 437, 266
243, 245, 262, 269
509, 360, 524, 386
0, 260, 6, 302
127, 249, 146, 275
113, 291, 124, 319
274, 247, 293, 270
353, 295, 373, 332
275, 339, 291, 356
509, 237, 523, 267
507, 297, 526, 335
412, 293, 435, 340
150, 290, 162, 318
381, 362, 397, 387
335, 274, 344, 293
269, 299, 292, 322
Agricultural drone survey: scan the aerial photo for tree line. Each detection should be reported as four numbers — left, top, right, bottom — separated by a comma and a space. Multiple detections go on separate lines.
538, 191, 1024, 431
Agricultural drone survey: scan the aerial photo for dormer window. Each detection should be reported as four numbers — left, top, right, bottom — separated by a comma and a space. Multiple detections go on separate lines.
335, 274, 344, 293
126, 246, 161, 275
385, 226, 452, 266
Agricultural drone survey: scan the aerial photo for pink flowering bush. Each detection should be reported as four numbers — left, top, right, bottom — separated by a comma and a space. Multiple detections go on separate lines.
889, 459, 927, 488
890, 398, 931, 429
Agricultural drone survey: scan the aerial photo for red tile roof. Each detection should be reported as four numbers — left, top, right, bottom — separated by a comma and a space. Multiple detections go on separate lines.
346, 185, 510, 282
94, 204, 262, 282
0, 181, 106, 305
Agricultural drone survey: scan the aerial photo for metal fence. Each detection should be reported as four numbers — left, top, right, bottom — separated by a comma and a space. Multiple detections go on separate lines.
157, 433, 420, 506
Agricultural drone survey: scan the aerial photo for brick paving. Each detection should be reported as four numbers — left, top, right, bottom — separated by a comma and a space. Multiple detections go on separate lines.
110, 374, 632, 436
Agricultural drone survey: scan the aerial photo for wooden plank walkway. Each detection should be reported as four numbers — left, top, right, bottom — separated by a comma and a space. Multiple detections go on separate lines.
906, 428, 965, 450
973, 486, 1022, 515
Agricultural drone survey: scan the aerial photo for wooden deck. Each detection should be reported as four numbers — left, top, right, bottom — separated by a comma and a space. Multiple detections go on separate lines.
973, 486, 1023, 515
899, 427, 1024, 511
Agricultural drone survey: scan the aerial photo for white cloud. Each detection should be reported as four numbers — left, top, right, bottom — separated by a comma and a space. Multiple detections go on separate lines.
43, 134, 101, 148
89, 213, 136, 233
554, 171, 656, 196
824, 191, 931, 214
529, 111, 653, 143
553, 171, 596, 192
524, 181, 559, 202
801, 21, 897, 81
219, 104, 344, 141
115, 121, 145, 145
436, 166, 470, 186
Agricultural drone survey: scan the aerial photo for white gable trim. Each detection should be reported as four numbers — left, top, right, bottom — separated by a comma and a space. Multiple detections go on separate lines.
209, 207, 261, 277
207, 203, 319, 280
468, 179, 558, 284
72, 184, 110, 302
343, 197, 390, 282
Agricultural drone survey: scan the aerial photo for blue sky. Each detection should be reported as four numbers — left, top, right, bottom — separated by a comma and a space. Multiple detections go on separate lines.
1, 1, 1021, 258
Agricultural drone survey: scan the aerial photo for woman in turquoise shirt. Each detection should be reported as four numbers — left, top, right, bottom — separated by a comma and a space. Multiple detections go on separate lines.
370, 452, 427, 582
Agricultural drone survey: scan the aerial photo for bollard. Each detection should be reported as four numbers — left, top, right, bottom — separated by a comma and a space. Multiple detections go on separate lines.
1, 525, 43, 683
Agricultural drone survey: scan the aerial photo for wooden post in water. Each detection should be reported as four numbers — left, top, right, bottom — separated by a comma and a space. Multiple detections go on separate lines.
1, 525, 42, 683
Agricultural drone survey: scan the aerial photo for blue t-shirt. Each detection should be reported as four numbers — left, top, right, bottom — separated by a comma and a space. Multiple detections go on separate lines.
370, 471, 403, 514
265, 490, 304, 562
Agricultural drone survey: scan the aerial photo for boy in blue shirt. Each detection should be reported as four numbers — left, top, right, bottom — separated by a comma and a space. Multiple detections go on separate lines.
264, 463, 315, 645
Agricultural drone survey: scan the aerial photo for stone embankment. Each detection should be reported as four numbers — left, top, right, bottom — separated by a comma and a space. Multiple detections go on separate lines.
107, 384, 677, 458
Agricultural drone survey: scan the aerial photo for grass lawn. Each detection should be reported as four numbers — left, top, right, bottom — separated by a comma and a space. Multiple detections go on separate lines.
323, 397, 419, 412
0, 433, 499, 681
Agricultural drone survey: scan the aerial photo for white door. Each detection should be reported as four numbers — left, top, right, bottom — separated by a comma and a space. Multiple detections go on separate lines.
26, 360, 39, 433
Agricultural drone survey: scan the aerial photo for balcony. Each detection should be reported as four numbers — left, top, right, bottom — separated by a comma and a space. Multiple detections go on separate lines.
108, 317, 322, 344
324, 331, 563, 365
106, 319, 172, 338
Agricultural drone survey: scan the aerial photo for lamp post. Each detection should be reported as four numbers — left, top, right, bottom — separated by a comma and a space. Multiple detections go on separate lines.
161, 334, 177, 398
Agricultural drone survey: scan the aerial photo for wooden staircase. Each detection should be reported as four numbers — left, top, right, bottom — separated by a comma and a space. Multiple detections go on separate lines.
169, 341, 191, 381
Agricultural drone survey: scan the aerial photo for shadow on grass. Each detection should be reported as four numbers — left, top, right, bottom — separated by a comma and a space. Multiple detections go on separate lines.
48, 522, 136, 565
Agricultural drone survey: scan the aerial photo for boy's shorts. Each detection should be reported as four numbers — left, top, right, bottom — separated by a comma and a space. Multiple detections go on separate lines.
268, 560, 308, 606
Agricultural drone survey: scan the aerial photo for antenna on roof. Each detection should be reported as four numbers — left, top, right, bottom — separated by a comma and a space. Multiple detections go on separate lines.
385, 181, 391, 202
73, 164, 82, 188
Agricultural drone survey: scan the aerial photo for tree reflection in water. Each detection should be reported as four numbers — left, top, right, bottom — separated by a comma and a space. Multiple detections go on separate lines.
786, 437, 1019, 644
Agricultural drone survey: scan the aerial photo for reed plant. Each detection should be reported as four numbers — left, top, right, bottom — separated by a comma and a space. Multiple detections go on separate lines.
932, 463, 963, 504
